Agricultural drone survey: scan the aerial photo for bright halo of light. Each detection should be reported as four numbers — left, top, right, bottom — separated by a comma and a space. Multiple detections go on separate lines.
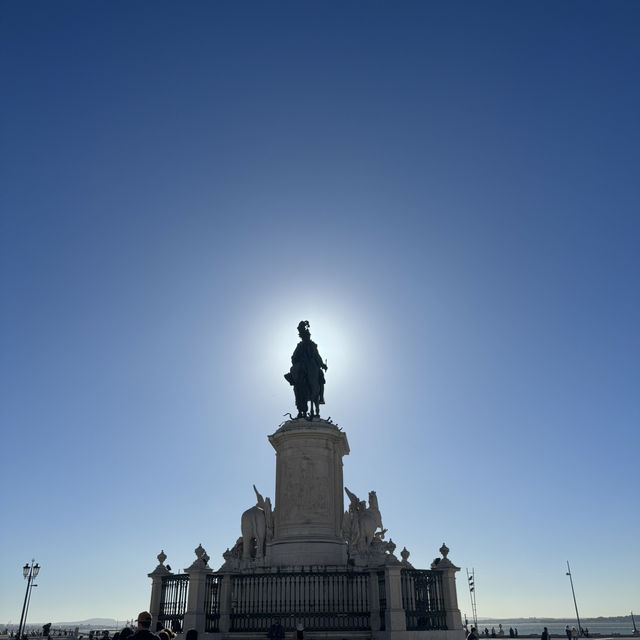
241, 281, 374, 408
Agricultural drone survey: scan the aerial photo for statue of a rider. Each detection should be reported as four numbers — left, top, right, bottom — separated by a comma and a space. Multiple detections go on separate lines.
284, 321, 328, 419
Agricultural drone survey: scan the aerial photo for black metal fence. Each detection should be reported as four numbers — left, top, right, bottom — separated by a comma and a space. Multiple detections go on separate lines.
400, 569, 447, 630
229, 571, 370, 632
204, 574, 222, 632
377, 571, 387, 631
158, 574, 189, 632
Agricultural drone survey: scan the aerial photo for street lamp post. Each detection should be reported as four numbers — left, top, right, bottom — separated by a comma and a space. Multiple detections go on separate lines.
17, 560, 40, 640
566, 561, 582, 636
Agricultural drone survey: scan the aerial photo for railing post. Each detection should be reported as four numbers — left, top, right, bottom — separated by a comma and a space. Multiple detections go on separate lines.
431, 543, 463, 631
148, 551, 172, 629
368, 570, 381, 631
383, 565, 407, 632
183, 545, 213, 635
218, 574, 232, 633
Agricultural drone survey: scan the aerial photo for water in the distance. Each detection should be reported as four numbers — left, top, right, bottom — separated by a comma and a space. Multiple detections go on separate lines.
467, 620, 636, 636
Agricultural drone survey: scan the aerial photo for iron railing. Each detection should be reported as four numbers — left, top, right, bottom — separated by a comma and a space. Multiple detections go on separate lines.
401, 569, 447, 630
229, 571, 370, 632
204, 574, 222, 632
158, 574, 189, 632
377, 571, 387, 631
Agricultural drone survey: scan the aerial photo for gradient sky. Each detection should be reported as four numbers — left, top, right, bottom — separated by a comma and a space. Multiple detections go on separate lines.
1, 0, 639, 625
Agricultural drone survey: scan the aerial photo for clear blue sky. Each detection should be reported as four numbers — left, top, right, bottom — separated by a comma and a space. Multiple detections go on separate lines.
1, 0, 638, 624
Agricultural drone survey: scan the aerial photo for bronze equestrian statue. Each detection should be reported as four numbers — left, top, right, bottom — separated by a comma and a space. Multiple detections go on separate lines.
284, 321, 328, 419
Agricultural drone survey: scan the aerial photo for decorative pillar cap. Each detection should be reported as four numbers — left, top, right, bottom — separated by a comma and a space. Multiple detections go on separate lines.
148, 550, 172, 577
430, 542, 460, 571
185, 543, 213, 572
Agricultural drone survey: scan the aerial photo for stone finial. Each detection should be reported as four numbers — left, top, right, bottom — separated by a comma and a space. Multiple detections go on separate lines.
186, 543, 212, 571
148, 550, 171, 577
432, 542, 459, 571
400, 547, 413, 568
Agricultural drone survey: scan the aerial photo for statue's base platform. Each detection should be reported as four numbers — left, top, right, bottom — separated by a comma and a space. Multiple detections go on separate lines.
264, 418, 349, 567
147, 414, 464, 640
266, 535, 347, 566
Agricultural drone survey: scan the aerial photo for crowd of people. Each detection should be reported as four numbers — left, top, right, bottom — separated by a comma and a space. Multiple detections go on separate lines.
466, 624, 591, 640
5, 611, 308, 640
467, 625, 518, 640
3, 614, 197, 640
107, 612, 198, 640
4, 629, 76, 638
89, 612, 198, 640
565, 625, 590, 638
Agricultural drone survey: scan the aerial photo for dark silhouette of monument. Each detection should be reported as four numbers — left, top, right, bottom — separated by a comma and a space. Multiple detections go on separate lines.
145, 321, 464, 640
284, 320, 328, 419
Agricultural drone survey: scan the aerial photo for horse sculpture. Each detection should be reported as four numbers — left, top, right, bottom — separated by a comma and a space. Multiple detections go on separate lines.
343, 487, 384, 552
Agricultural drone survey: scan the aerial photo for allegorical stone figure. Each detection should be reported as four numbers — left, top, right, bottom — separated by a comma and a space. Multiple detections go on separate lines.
343, 487, 384, 552
284, 320, 328, 419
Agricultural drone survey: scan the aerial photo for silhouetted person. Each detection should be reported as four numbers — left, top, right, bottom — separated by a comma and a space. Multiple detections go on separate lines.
510, 628, 515, 638
119, 629, 133, 640
267, 620, 285, 640
130, 613, 158, 640
542, 628, 550, 640
185, 631, 197, 640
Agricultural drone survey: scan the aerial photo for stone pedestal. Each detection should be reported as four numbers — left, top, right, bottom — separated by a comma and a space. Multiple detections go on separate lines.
384, 565, 408, 633
148, 551, 171, 630
431, 545, 463, 632
267, 418, 349, 566
182, 549, 213, 635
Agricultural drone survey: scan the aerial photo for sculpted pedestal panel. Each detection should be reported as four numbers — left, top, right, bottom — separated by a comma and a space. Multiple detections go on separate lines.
267, 418, 349, 566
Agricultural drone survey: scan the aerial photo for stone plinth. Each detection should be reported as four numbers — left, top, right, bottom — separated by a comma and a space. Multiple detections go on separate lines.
267, 418, 349, 566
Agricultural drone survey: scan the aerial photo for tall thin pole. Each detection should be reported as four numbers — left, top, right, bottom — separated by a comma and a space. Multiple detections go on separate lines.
16, 561, 39, 640
566, 561, 582, 635
467, 568, 478, 629
16, 571, 32, 640
24, 581, 37, 635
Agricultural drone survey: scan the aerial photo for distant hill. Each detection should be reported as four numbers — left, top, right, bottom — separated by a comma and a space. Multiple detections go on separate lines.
61, 620, 119, 627
6, 619, 120, 629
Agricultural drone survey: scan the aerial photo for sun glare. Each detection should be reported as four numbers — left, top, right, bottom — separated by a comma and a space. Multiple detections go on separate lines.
242, 283, 375, 404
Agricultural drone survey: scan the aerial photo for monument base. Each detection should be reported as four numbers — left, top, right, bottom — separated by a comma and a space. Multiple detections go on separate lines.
266, 535, 348, 566
266, 418, 349, 566
147, 414, 464, 640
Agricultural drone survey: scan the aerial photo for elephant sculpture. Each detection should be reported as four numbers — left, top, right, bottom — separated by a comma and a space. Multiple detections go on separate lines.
241, 485, 272, 561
